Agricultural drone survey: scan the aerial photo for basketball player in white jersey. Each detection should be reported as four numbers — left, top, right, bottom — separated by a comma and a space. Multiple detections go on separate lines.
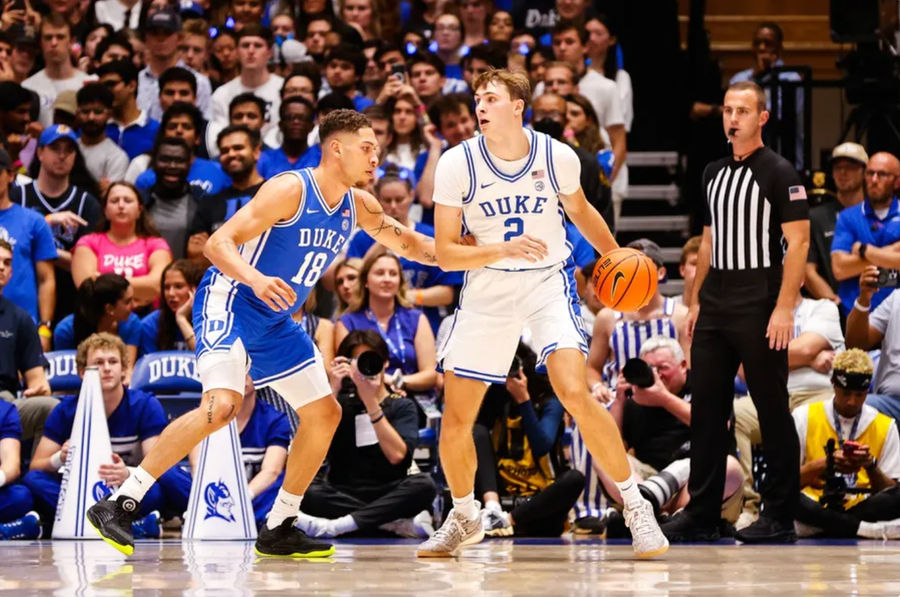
419, 69, 668, 558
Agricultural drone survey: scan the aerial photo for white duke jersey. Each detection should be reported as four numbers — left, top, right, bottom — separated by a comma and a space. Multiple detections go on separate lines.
433, 129, 582, 270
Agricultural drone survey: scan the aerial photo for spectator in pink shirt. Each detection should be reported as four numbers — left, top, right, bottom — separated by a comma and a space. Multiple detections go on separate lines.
71, 182, 172, 309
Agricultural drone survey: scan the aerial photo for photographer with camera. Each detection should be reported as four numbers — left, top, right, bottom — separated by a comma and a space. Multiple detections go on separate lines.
830, 151, 900, 316
295, 330, 437, 539
793, 349, 900, 539
845, 265, 900, 421
599, 337, 744, 538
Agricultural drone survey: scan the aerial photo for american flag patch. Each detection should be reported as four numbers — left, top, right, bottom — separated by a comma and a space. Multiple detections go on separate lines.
532, 169, 544, 179
788, 185, 807, 201
342, 209, 350, 216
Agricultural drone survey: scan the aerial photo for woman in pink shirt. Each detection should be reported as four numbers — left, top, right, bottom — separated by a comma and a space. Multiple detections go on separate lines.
72, 182, 172, 308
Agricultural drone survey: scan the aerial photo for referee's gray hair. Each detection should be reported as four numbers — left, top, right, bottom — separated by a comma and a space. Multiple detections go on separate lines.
639, 336, 685, 363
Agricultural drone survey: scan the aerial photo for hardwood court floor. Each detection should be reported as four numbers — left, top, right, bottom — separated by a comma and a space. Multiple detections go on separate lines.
1, 537, 900, 595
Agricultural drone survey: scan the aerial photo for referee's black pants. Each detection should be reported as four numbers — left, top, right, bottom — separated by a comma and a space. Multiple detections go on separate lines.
685, 269, 799, 526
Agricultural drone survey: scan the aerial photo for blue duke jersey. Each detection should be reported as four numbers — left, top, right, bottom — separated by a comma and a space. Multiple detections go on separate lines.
432, 129, 582, 271
200, 168, 356, 320
195, 168, 357, 392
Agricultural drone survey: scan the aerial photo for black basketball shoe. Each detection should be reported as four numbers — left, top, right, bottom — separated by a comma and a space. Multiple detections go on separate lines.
86, 495, 141, 556
255, 517, 336, 558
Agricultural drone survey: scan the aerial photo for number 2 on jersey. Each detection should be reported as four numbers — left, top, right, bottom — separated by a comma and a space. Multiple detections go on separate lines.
503, 217, 524, 242
290, 251, 328, 286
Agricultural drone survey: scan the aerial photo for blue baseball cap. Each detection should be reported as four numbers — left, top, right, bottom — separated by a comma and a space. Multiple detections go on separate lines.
39, 124, 79, 148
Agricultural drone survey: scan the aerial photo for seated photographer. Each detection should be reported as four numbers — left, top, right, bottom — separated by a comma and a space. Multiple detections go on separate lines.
296, 330, 436, 538
845, 266, 900, 421
601, 337, 744, 536
474, 343, 584, 538
793, 349, 900, 539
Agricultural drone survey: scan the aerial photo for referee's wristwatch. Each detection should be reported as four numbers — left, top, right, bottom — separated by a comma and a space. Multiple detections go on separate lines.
858, 243, 869, 260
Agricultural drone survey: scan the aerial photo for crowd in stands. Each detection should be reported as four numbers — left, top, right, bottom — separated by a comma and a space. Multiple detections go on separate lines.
0, 0, 898, 545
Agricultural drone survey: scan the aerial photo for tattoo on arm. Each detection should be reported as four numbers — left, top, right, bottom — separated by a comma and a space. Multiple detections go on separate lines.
206, 395, 215, 424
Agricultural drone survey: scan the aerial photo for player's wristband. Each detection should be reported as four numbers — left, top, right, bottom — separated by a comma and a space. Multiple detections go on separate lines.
50, 451, 63, 471
0, 470, 6, 488
247, 487, 256, 500
853, 299, 870, 313
38, 325, 52, 339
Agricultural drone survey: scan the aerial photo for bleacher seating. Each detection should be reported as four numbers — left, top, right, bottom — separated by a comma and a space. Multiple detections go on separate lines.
130, 351, 203, 420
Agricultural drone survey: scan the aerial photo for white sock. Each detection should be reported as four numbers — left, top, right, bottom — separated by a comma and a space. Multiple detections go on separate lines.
332, 514, 358, 536
484, 500, 502, 513
266, 489, 303, 530
452, 492, 479, 520
112, 466, 156, 502
858, 521, 884, 539
616, 475, 645, 509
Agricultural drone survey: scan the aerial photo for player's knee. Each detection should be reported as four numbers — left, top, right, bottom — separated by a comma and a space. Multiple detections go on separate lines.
300, 395, 342, 429
200, 390, 242, 428
555, 383, 589, 415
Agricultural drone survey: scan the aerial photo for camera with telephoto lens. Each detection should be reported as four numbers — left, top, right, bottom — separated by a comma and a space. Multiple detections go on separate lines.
356, 350, 384, 378
622, 358, 655, 388
876, 267, 899, 288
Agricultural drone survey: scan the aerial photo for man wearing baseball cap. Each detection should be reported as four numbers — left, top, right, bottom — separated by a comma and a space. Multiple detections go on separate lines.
11, 124, 101, 325
137, 10, 213, 122
805, 142, 868, 304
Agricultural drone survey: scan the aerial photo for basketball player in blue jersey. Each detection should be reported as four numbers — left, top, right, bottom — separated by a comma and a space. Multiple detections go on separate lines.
419, 70, 668, 558
87, 110, 440, 558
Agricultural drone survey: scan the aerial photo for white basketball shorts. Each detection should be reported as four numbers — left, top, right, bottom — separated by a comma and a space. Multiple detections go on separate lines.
437, 262, 588, 384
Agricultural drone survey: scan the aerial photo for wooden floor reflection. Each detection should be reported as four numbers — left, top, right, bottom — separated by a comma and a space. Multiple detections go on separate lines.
1, 537, 900, 595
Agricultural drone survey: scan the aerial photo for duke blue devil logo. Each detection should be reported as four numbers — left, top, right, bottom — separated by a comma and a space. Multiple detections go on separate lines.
204, 479, 236, 522
92, 480, 112, 502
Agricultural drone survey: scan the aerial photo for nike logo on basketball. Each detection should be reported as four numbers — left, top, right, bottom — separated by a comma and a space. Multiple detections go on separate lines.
480, 182, 495, 189
611, 271, 626, 300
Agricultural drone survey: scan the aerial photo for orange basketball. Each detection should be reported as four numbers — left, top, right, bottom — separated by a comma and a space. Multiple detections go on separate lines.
591, 247, 658, 312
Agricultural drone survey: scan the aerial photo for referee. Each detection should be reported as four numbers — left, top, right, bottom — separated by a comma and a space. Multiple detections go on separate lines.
661, 81, 810, 543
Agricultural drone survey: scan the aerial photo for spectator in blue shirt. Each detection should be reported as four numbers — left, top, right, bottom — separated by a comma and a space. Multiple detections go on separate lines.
22, 333, 188, 529
323, 44, 375, 112
99, 60, 161, 160
831, 152, 900, 314
140, 259, 206, 355
336, 252, 438, 394
0, 400, 41, 540
257, 96, 321, 178
157, 374, 292, 529
134, 103, 230, 195
0, 238, 57, 461
0, 149, 58, 327
346, 167, 461, 333
53, 274, 141, 372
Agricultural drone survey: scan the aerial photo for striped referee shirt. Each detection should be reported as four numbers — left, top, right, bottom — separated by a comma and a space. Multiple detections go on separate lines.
703, 147, 808, 270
